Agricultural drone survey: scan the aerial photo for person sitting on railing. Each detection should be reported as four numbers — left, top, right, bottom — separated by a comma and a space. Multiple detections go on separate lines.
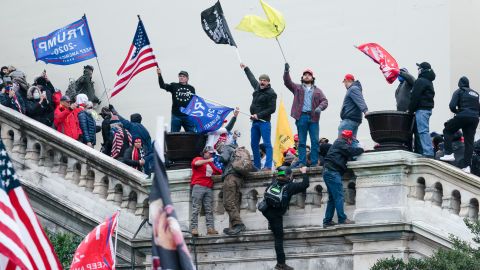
25, 85, 53, 127
76, 94, 97, 148
123, 138, 145, 172
109, 115, 132, 160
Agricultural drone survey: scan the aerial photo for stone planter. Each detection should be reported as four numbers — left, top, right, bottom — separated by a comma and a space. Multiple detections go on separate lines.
165, 132, 207, 169
365, 110, 413, 151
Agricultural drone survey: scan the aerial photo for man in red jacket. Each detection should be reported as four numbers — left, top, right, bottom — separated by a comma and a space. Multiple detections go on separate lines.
190, 146, 222, 236
284, 63, 328, 167
54, 96, 76, 133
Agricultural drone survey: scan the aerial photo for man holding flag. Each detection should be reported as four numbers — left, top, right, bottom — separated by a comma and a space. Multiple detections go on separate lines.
283, 63, 328, 167
240, 63, 277, 171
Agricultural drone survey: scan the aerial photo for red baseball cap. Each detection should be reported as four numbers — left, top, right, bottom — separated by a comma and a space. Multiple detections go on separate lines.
343, 74, 355, 82
294, 134, 299, 142
303, 68, 314, 76
341, 130, 353, 139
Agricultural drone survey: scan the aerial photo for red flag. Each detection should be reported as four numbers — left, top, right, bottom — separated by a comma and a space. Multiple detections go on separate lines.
70, 212, 119, 270
356, 43, 399, 84
0, 140, 62, 270
111, 18, 158, 98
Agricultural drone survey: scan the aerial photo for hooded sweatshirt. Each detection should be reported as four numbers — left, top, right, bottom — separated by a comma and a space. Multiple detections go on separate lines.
408, 68, 436, 112
340, 81, 368, 123
448, 76, 480, 118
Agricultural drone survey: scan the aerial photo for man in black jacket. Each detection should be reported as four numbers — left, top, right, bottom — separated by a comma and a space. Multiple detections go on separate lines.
157, 68, 196, 132
323, 130, 364, 228
440, 76, 480, 173
261, 166, 309, 270
409, 62, 436, 157
240, 63, 277, 170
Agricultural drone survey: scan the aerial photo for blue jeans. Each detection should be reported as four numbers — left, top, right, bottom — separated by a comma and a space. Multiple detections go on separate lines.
338, 119, 360, 147
171, 114, 196, 132
251, 121, 272, 169
295, 113, 319, 166
415, 110, 434, 157
323, 169, 347, 224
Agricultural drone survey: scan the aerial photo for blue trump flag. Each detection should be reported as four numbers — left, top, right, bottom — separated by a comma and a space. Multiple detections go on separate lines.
32, 15, 97, 65
181, 95, 233, 133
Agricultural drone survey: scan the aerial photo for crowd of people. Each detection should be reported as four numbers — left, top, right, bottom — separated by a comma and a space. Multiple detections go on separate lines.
2, 60, 480, 270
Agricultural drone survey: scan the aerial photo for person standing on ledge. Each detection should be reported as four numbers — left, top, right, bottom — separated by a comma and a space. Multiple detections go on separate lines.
283, 63, 328, 167
157, 67, 196, 132
240, 63, 277, 171
323, 130, 364, 228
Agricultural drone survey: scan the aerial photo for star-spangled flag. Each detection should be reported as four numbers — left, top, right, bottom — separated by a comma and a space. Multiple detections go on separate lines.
356, 43, 400, 84
0, 139, 62, 269
111, 18, 158, 98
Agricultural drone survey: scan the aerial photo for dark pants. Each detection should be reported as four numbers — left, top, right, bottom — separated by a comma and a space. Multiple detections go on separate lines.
223, 174, 243, 227
262, 210, 285, 264
443, 116, 479, 168
171, 114, 196, 132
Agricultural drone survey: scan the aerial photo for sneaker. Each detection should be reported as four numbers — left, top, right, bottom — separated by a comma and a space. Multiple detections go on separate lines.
274, 263, 294, 270
207, 228, 219, 235
339, 219, 355, 225
191, 228, 199, 237
225, 224, 246, 235
440, 153, 455, 161
462, 166, 471, 173
323, 221, 337, 228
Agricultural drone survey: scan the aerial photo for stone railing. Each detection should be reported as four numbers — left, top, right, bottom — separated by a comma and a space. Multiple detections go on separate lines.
0, 105, 151, 218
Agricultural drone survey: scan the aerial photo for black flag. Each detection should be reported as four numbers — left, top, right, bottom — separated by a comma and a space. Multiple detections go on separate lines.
150, 138, 195, 269
201, 1, 237, 46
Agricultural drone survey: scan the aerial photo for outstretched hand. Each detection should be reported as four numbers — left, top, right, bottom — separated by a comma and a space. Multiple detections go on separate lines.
233, 107, 240, 117
284, 63, 290, 72
240, 63, 246, 69
156, 67, 161, 75
300, 166, 307, 174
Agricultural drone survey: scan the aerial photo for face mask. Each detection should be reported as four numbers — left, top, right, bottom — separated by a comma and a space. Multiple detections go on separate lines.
33, 92, 40, 100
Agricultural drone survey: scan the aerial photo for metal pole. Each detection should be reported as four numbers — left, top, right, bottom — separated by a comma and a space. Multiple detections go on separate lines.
275, 37, 287, 63
130, 218, 149, 270
95, 57, 111, 105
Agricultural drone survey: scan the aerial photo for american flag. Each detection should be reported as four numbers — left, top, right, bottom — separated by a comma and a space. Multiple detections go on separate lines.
111, 19, 158, 98
0, 140, 62, 269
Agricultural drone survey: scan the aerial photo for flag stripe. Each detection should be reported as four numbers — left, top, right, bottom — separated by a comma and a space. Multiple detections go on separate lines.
113, 60, 157, 92
0, 243, 28, 270
116, 45, 135, 75
119, 47, 154, 75
111, 62, 157, 98
113, 53, 156, 87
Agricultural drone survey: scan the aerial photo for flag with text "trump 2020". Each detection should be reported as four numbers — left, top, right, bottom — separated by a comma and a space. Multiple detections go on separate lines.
181, 95, 233, 133
32, 15, 97, 65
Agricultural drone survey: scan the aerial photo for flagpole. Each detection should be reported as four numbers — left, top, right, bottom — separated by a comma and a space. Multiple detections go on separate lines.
95, 57, 111, 105
113, 210, 120, 269
234, 46, 243, 63
275, 37, 287, 63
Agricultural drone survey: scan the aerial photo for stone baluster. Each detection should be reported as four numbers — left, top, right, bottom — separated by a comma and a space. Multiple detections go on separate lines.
423, 187, 435, 205
93, 174, 108, 198
50, 151, 63, 175
77, 164, 89, 187
441, 196, 453, 212
24, 137, 39, 162
0, 124, 14, 150
12, 134, 26, 157
459, 203, 470, 218
120, 186, 132, 209
64, 158, 78, 182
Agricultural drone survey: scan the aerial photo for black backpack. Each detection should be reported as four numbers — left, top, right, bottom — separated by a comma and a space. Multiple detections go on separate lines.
264, 180, 289, 208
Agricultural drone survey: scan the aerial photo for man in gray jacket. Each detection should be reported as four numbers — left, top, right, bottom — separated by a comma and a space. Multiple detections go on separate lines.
338, 74, 368, 146
395, 68, 415, 112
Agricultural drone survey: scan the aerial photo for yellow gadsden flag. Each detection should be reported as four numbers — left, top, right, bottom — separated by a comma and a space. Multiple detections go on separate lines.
236, 0, 286, 38
273, 100, 294, 167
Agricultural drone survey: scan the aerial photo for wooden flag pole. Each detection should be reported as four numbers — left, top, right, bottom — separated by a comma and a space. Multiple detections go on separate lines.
275, 37, 287, 63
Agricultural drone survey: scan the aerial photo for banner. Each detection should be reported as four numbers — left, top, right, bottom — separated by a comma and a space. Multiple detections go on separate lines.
236, 0, 285, 38
32, 16, 97, 65
356, 42, 399, 84
201, 1, 237, 46
181, 95, 233, 133
70, 212, 119, 270
273, 100, 294, 167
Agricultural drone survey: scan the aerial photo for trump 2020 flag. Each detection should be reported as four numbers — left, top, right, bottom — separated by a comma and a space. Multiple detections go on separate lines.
0, 139, 62, 269
32, 15, 97, 65
356, 43, 400, 84
151, 117, 195, 270
181, 95, 233, 133
70, 212, 119, 270
201, 1, 237, 46
111, 17, 158, 98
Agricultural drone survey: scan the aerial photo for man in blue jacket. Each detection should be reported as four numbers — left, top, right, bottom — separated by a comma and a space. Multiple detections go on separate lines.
440, 76, 480, 173
338, 74, 368, 146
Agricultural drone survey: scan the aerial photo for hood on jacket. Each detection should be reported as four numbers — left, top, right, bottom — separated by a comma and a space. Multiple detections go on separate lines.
12, 77, 29, 91
349, 80, 363, 91
419, 68, 436, 82
131, 113, 142, 123
458, 76, 470, 88
27, 86, 42, 100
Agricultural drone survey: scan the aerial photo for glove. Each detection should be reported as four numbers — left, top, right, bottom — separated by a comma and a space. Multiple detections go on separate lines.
284, 63, 290, 72
314, 107, 322, 114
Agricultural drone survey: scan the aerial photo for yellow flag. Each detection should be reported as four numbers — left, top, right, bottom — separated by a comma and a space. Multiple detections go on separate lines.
236, 0, 286, 38
273, 100, 294, 167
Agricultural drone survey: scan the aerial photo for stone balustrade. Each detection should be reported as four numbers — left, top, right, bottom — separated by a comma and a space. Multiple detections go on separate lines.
0, 105, 151, 218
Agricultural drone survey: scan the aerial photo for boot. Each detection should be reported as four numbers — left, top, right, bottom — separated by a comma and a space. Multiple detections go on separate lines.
224, 224, 246, 235
207, 228, 219, 235
274, 263, 294, 270
191, 228, 199, 237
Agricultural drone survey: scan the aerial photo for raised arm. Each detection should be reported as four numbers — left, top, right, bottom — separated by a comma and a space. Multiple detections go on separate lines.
241, 64, 259, 90
157, 68, 172, 92
283, 63, 296, 93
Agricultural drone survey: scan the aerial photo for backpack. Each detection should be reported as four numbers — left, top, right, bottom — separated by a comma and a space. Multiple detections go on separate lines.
64, 107, 83, 140
231, 147, 253, 176
264, 180, 289, 208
